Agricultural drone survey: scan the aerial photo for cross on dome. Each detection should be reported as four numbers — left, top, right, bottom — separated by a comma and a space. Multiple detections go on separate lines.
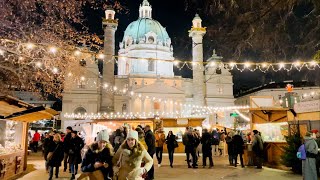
139, 0, 152, 19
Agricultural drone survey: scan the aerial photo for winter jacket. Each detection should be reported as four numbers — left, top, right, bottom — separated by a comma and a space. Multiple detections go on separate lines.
225, 136, 234, 155
81, 142, 113, 179
201, 132, 212, 157
145, 130, 155, 155
252, 134, 263, 157
155, 132, 166, 147
112, 142, 153, 180
166, 134, 176, 151
63, 132, 72, 153
68, 136, 84, 164
233, 135, 244, 154
47, 141, 64, 167
43, 136, 53, 161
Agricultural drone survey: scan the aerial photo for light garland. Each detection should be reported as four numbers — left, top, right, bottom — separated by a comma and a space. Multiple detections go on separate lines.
64, 105, 250, 120
1, 38, 319, 73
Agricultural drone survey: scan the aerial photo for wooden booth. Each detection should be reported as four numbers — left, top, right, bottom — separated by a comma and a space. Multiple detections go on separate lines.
245, 96, 289, 168
161, 118, 205, 153
0, 96, 58, 180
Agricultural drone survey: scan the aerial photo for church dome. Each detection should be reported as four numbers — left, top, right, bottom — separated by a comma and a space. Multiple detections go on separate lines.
122, 18, 170, 45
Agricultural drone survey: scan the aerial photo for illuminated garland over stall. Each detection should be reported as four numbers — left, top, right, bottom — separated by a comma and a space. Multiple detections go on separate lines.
1, 39, 319, 74
64, 105, 250, 119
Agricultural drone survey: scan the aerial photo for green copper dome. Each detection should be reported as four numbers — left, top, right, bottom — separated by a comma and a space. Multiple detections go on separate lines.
122, 18, 170, 44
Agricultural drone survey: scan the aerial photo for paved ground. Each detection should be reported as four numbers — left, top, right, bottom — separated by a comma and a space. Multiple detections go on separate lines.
16, 152, 303, 180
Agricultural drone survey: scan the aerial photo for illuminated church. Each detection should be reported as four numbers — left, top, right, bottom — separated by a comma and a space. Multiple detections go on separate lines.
61, 0, 234, 127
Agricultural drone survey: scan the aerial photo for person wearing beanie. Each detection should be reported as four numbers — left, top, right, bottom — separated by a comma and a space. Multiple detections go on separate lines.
112, 130, 153, 180
63, 126, 73, 172
303, 131, 319, 180
81, 129, 114, 179
68, 131, 84, 180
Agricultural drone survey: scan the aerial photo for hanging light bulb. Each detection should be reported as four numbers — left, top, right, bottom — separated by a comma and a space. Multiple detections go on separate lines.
74, 50, 81, 56
35, 61, 42, 67
173, 60, 179, 66
26, 43, 34, 49
294, 61, 301, 67
52, 67, 59, 74
244, 62, 251, 68
49, 46, 57, 54
279, 62, 285, 69
98, 53, 105, 59
261, 63, 268, 68
0, 49, 5, 56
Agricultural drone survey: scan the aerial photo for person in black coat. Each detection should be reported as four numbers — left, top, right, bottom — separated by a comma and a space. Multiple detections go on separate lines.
166, 131, 176, 168
225, 132, 235, 165
69, 131, 84, 179
201, 129, 214, 168
81, 129, 113, 180
233, 132, 245, 168
43, 132, 53, 172
63, 126, 73, 172
144, 125, 155, 180
47, 133, 64, 180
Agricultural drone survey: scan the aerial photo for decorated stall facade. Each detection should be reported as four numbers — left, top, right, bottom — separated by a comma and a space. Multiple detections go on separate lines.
247, 96, 289, 168
0, 96, 57, 180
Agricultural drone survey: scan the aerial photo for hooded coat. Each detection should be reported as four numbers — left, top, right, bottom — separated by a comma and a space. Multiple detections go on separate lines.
303, 136, 318, 180
112, 142, 153, 180
81, 142, 113, 179
68, 136, 84, 164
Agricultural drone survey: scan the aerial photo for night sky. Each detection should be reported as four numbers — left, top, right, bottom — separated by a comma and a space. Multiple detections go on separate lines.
83, 0, 320, 96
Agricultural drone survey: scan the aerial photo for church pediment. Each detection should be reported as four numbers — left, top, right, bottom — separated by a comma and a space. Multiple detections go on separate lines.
134, 80, 184, 94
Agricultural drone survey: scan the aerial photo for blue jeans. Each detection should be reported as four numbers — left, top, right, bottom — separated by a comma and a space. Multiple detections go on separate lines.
70, 163, 78, 174
48, 166, 59, 179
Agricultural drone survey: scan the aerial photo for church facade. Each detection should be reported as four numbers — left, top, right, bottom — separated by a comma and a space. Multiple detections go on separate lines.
61, 0, 234, 128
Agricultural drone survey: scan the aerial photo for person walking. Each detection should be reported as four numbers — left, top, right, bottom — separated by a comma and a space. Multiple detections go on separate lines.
233, 131, 245, 168
63, 126, 73, 172
303, 131, 319, 180
183, 127, 197, 168
144, 125, 155, 180
114, 128, 125, 153
136, 127, 148, 150
69, 131, 84, 180
166, 131, 176, 168
201, 129, 214, 168
32, 130, 41, 152
112, 130, 153, 180
225, 131, 235, 165
155, 128, 166, 167
43, 132, 53, 172
211, 129, 220, 156
47, 133, 64, 180
81, 129, 114, 179
252, 130, 263, 169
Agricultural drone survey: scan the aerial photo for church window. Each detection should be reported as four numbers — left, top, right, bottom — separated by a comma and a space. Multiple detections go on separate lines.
148, 36, 154, 43
74, 107, 86, 115
218, 87, 223, 94
78, 80, 85, 89
197, 22, 200, 27
145, 10, 147, 17
108, 13, 112, 20
148, 60, 154, 71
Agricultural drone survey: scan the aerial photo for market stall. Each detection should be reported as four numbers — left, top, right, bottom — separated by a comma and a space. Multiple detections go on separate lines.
161, 118, 205, 153
245, 96, 289, 168
0, 95, 57, 180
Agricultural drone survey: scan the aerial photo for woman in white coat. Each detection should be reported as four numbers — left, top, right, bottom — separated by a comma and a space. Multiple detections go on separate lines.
113, 130, 153, 180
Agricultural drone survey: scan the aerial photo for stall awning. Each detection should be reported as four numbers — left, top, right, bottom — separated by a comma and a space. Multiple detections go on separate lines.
0, 95, 58, 122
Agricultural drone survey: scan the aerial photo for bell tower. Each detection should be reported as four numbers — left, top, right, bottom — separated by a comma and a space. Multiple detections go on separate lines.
101, 7, 118, 112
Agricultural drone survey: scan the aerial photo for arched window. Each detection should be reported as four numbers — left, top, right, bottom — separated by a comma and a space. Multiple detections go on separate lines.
74, 107, 87, 115
108, 14, 112, 20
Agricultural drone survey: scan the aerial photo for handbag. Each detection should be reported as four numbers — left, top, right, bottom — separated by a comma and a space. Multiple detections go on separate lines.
173, 140, 179, 148
47, 144, 60, 161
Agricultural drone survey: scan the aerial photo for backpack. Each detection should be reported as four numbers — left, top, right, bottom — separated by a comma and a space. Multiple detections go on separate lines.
296, 144, 306, 160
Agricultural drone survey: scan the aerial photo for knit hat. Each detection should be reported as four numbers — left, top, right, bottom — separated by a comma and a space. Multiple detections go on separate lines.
253, 130, 259, 134
126, 130, 139, 141
67, 126, 73, 131
96, 129, 109, 142
71, 130, 78, 134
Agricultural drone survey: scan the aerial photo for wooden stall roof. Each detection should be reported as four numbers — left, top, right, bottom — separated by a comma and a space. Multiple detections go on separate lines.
93, 118, 155, 123
0, 95, 58, 122
249, 107, 289, 123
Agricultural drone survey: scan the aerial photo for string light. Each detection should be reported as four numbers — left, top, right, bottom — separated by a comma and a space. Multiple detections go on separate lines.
98, 53, 105, 59
49, 46, 57, 54
0, 49, 5, 56
26, 43, 34, 49
74, 50, 81, 56
52, 67, 59, 74
35, 61, 42, 67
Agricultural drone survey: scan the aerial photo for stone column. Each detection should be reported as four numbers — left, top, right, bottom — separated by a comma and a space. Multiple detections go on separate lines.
100, 18, 118, 112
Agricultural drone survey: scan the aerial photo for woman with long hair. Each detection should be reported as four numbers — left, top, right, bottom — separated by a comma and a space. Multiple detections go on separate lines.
112, 130, 153, 180
166, 131, 176, 168
47, 133, 64, 180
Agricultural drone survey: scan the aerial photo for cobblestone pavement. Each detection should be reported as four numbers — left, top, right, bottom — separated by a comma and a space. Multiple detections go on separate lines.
17, 153, 303, 180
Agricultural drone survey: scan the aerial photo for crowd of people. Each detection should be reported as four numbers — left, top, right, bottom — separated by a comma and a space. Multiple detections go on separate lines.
34, 125, 319, 180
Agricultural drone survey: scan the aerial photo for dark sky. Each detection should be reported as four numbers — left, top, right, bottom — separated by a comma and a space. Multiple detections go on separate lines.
83, 0, 320, 96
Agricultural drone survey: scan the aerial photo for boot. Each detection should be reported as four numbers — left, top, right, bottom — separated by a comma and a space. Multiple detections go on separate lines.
70, 174, 75, 180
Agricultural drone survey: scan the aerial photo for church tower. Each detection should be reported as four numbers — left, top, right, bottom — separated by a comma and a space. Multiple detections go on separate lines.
101, 7, 118, 112
189, 14, 206, 106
